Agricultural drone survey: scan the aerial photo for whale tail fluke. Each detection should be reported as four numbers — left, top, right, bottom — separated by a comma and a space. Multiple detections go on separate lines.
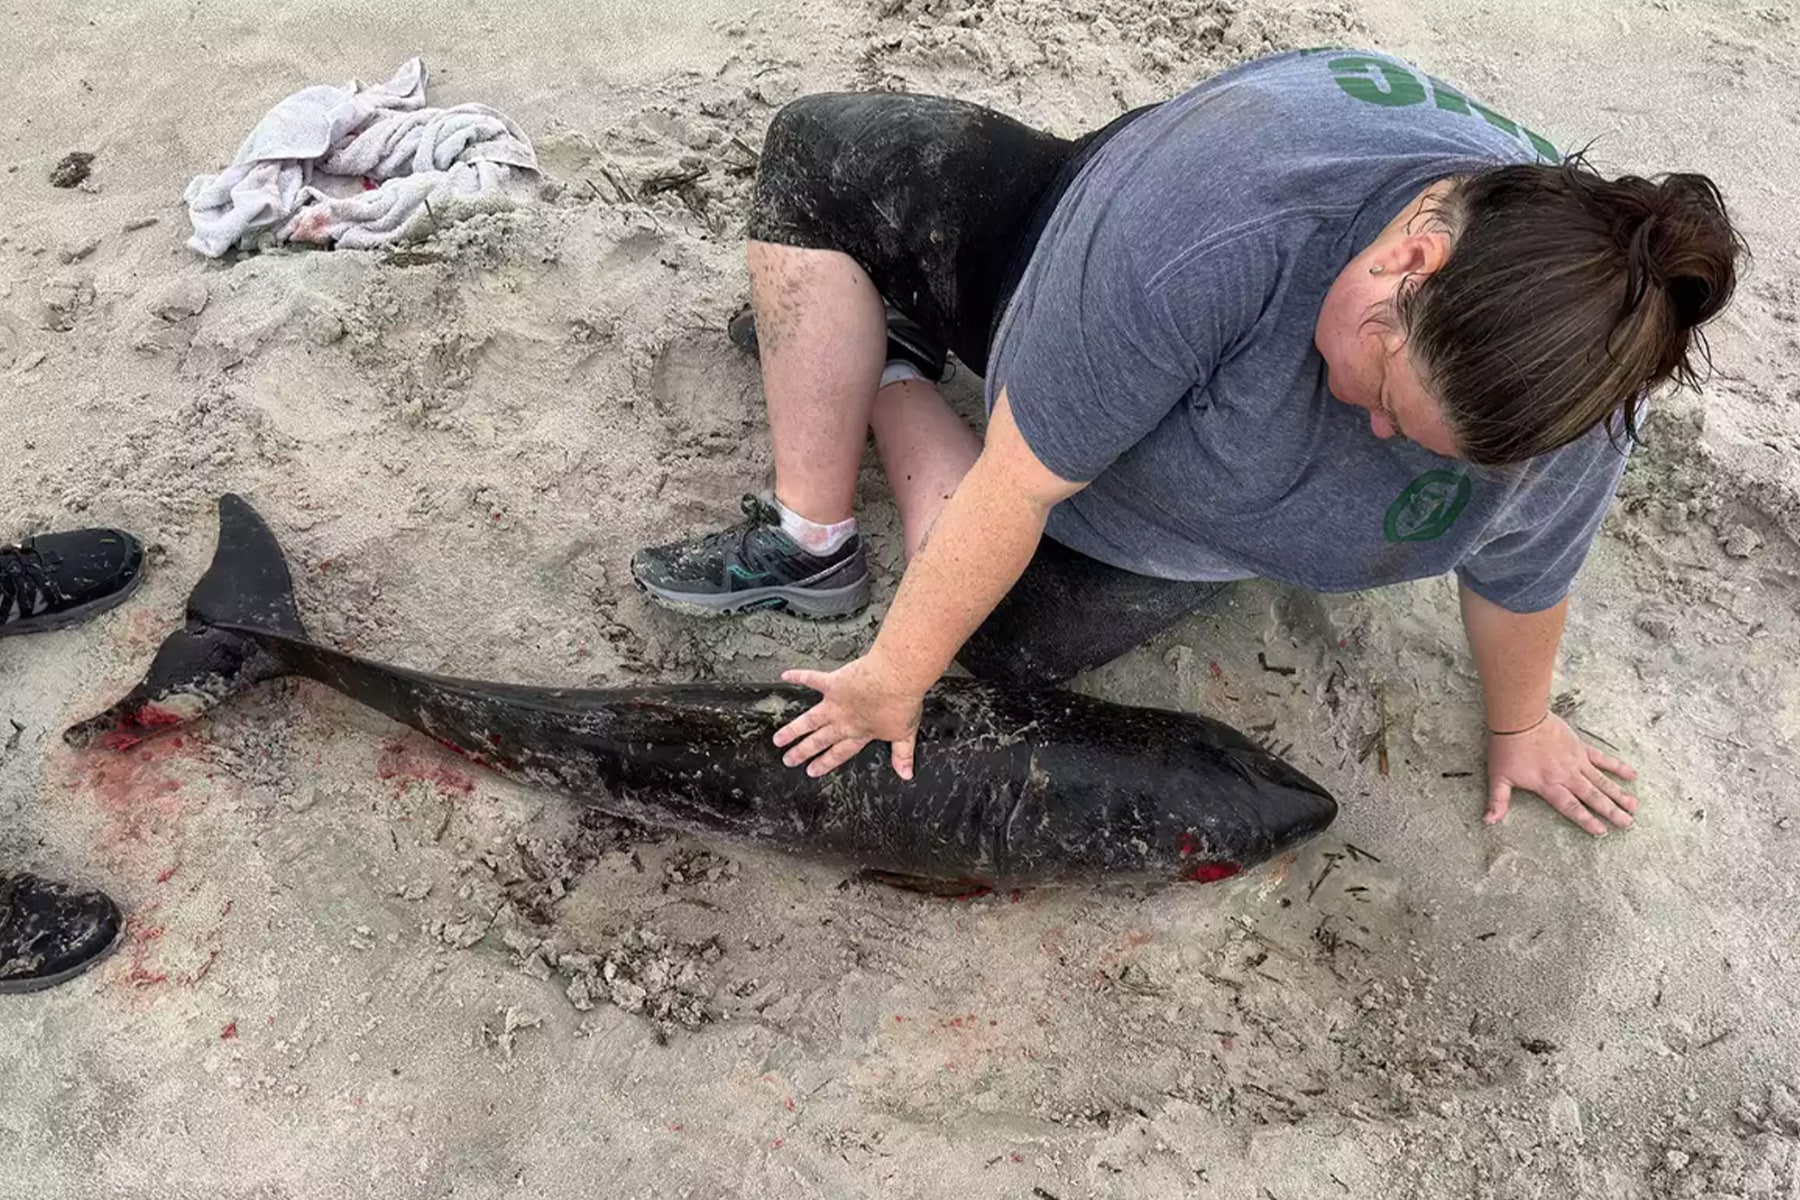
65, 495, 303, 750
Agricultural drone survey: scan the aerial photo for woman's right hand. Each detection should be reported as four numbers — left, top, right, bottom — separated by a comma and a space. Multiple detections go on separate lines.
772, 653, 926, 779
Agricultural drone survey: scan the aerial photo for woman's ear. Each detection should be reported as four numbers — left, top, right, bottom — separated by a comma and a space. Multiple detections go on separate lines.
1402, 228, 1454, 279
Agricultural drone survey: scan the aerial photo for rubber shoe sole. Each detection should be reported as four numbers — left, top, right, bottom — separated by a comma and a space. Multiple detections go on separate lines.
635, 572, 871, 621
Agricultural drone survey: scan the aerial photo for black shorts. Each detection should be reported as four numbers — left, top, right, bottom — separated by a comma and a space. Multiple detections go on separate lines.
747, 92, 1149, 376
747, 93, 1227, 686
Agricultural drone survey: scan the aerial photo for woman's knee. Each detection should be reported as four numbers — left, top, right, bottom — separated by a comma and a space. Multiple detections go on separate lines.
762, 94, 845, 158
747, 95, 871, 251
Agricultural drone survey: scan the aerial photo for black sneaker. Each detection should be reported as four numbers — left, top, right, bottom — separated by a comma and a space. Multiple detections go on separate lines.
0, 872, 126, 994
726, 303, 951, 383
632, 495, 870, 619
0, 527, 145, 637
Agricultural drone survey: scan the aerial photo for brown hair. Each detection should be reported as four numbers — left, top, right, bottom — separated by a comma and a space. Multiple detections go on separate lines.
1394, 151, 1745, 466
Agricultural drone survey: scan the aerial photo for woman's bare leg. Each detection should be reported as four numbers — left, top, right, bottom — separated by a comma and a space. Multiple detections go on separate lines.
752, 240, 980, 557
868, 377, 982, 560
751, 241, 888, 525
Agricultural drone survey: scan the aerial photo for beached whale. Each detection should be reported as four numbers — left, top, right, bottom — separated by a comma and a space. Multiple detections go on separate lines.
66, 496, 1337, 891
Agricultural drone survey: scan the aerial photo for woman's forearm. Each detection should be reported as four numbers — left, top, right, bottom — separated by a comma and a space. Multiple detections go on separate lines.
867, 451, 1053, 694
1459, 583, 1567, 732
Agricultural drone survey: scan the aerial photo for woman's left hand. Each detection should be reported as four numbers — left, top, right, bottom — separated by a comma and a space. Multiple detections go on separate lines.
1483, 713, 1639, 836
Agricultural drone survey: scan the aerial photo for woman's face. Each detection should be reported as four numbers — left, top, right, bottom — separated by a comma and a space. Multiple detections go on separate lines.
1314, 186, 1465, 460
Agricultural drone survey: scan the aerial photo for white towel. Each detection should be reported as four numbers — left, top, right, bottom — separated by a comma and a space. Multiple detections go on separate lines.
183, 58, 538, 257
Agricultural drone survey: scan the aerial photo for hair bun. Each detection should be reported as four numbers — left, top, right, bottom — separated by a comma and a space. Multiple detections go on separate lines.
1664, 271, 1715, 330
1630, 173, 1740, 330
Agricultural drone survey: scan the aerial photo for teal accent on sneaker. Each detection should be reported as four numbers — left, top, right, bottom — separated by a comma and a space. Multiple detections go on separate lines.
630, 495, 872, 621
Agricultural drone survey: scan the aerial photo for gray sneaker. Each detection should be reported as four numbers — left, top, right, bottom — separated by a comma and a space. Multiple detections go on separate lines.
631, 495, 870, 619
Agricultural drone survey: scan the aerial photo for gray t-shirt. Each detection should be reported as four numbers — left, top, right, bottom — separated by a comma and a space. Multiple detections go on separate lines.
988, 49, 1626, 614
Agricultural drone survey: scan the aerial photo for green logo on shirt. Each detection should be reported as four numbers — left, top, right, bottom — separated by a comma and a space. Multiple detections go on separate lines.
1385, 470, 1473, 542
1326, 54, 1558, 162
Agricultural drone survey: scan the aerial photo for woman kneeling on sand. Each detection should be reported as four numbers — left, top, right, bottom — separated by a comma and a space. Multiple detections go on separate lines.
630, 48, 1744, 836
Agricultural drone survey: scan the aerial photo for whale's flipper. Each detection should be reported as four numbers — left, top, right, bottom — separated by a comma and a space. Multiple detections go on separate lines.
65, 495, 303, 750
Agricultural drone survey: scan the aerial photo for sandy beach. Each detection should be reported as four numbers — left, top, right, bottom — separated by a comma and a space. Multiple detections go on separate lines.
3, 1, 1798, 1196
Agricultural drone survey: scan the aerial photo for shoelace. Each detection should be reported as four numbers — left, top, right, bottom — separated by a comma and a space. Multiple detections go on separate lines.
733, 495, 785, 569
0, 543, 57, 624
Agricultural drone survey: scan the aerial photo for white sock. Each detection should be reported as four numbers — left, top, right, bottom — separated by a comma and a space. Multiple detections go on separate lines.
774, 496, 856, 555
879, 360, 924, 389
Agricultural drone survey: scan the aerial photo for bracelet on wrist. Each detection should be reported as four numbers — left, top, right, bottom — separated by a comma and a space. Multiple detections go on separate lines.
1488, 711, 1550, 737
